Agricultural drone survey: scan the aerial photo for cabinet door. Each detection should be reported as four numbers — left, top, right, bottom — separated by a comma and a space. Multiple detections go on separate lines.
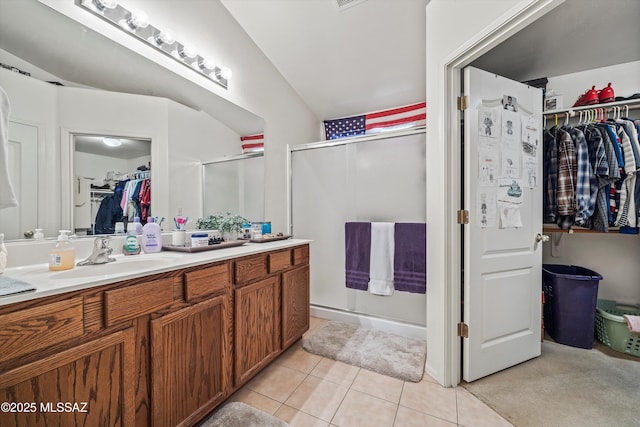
282, 265, 310, 349
151, 295, 230, 427
0, 329, 135, 427
234, 276, 281, 386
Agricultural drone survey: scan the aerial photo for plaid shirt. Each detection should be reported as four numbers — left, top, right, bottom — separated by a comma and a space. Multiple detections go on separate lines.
556, 129, 577, 218
583, 126, 609, 231
544, 129, 558, 223
570, 128, 592, 226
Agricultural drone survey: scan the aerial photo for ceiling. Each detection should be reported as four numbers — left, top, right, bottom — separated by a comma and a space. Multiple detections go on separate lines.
472, 0, 640, 83
221, 0, 430, 120
74, 135, 151, 159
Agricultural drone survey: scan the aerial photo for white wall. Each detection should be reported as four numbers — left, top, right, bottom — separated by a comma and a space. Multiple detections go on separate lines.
0, 68, 58, 236
74, 151, 131, 183
167, 100, 240, 226
543, 60, 640, 306
57, 86, 169, 230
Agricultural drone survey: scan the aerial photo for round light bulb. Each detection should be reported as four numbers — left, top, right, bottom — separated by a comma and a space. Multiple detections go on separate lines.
127, 10, 149, 29
179, 45, 197, 59
218, 67, 232, 80
102, 137, 122, 147
93, 0, 118, 10
199, 58, 214, 71
155, 29, 175, 45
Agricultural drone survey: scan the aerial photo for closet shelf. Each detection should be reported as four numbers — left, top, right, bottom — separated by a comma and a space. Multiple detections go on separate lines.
543, 226, 622, 234
543, 98, 640, 116
90, 189, 113, 195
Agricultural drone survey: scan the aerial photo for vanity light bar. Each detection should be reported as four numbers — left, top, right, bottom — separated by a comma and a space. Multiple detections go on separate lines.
77, 0, 230, 89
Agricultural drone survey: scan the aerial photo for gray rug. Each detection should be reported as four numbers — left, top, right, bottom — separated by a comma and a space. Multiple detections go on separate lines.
199, 402, 289, 427
463, 340, 640, 427
302, 320, 426, 382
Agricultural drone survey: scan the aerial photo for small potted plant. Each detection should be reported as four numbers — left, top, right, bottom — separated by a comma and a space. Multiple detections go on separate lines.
219, 212, 248, 241
197, 212, 248, 241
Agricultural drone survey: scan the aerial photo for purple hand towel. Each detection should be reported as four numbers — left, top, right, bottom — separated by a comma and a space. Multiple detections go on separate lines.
394, 223, 426, 294
345, 222, 371, 290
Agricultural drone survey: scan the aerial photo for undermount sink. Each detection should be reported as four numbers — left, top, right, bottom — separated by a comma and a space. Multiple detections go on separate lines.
50, 256, 178, 280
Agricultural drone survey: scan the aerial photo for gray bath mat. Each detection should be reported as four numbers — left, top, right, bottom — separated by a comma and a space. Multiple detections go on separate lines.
302, 320, 426, 382
198, 402, 289, 427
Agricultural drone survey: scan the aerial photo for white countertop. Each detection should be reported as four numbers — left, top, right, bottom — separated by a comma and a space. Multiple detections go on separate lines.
0, 239, 311, 307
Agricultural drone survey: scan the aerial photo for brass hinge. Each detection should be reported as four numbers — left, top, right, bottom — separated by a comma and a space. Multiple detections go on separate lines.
457, 209, 469, 225
458, 322, 469, 338
457, 96, 468, 111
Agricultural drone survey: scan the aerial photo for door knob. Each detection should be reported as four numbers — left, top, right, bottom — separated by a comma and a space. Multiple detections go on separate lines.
535, 233, 550, 243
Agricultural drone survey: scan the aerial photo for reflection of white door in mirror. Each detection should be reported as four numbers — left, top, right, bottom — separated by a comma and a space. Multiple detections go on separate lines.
73, 135, 151, 235
0, 122, 38, 240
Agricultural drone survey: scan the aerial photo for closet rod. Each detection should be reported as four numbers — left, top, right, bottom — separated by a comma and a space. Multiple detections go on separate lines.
544, 98, 640, 116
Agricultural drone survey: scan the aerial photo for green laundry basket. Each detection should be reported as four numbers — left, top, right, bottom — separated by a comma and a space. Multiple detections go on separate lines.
594, 299, 640, 357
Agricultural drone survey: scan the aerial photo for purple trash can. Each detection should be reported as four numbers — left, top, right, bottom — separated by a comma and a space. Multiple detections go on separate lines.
542, 264, 602, 349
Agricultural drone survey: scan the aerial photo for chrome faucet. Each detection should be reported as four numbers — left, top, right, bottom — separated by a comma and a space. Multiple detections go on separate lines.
77, 237, 116, 266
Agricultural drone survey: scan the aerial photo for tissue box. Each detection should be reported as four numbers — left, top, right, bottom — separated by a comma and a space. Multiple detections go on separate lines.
544, 95, 563, 111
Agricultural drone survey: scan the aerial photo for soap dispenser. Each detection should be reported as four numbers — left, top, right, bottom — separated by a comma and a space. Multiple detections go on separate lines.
0, 233, 7, 274
49, 230, 75, 271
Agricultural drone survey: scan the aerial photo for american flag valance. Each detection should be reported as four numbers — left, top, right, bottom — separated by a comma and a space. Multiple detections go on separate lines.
323, 102, 426, 140
241, 134, 264, 153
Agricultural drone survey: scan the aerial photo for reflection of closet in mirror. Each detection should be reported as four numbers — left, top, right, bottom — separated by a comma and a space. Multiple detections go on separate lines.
202, 153, 265, 223
73, 135, 151, 235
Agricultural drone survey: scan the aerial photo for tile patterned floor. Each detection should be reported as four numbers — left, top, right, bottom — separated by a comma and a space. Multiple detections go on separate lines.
227, 317, 513, 427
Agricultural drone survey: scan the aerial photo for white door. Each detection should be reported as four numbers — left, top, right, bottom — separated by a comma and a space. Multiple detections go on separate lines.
463, 66, 543, 382
0, 121, 38, 240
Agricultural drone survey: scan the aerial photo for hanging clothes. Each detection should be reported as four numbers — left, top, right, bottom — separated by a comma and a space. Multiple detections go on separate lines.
543, 106, 639, 232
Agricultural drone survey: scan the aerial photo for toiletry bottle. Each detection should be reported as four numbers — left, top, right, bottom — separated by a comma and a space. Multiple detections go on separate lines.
123, 235, 141, 256
49, 230, 75, 271
141, 217, 162, 253
0, 233, 7, 274
34, 229, 44, 240
132, 217, 143, 235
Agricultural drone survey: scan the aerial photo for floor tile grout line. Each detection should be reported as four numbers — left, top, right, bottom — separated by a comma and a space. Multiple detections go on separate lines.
327, 361, 361, 426
391, 381, 407, 427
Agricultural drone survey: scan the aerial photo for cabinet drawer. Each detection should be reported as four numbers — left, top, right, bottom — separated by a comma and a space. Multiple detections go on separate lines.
234, 254, 268, 285
104, 277, 174, 326
293, 245, 309, 266
0, 297, 84, 364
268, 249, 292, 273
184, 262, 230, 301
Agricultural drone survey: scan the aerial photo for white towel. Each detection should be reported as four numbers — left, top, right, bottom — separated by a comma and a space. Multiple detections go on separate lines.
0, 86, 17, 210
368, 222, 395, 296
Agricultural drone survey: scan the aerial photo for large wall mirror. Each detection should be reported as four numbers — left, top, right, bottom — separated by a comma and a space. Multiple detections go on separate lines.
73, 134, 151, 235
0, 0, 265, 242
202, 153, 265, 223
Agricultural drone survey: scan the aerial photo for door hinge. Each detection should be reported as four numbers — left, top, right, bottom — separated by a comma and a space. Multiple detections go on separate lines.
457, 322, 469, 338
457, 96, 468, 111
457, 209, 469, 225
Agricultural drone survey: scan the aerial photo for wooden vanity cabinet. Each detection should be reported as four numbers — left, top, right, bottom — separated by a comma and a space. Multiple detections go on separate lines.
234, 275, 281, 386
151, 294, 231, 427
0, 243, 310, 427
282, 264, 310, 349
0, 329, 135, 427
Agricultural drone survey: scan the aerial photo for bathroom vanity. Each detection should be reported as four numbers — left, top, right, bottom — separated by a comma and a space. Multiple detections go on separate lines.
0, 240, 310, 427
